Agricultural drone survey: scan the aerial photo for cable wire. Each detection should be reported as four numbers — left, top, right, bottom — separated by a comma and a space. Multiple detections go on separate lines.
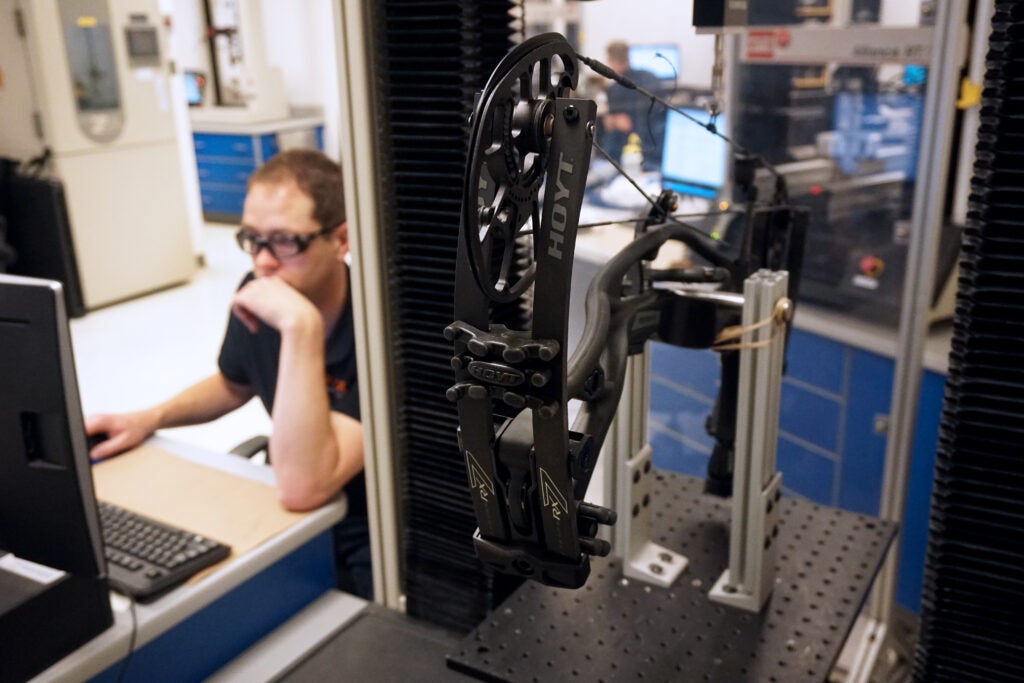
590, 139, 733, 250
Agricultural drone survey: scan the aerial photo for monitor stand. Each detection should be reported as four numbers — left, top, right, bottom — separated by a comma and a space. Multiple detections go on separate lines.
1, 551, 112, 681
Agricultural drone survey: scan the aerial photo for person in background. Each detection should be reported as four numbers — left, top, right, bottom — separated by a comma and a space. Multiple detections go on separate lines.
601, 40, 666, 168
85, 149, 371, 599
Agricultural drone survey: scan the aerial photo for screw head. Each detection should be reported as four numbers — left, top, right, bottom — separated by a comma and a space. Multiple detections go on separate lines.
564, 105, 579, 123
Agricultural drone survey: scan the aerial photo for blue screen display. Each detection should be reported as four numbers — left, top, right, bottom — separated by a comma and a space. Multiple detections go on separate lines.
184, 71, 202, 106
659, 108, 728, 199
832, 91, 923, 179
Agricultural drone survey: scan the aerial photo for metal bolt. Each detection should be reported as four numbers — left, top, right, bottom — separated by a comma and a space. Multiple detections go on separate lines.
586, 121, 595, 138
649, 563, 664, 575
659, 552, 673, 563
543, 112, 555, 138
564, 105, 579, 123
873, 415, 890, 435
723, 584, 737, 594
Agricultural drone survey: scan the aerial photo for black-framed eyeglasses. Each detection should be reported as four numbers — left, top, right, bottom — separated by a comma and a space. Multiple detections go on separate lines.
235, 224, 334, 259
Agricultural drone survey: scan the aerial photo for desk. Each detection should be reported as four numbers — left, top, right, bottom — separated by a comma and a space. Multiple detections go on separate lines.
32, 437, 347, 683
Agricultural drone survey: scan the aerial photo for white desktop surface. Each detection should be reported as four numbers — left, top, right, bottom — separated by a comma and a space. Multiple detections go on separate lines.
188, 112, 324, 137
32, 436, 346, 683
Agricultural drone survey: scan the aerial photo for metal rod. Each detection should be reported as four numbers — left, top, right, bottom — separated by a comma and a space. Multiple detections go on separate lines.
869, 0, 967, 630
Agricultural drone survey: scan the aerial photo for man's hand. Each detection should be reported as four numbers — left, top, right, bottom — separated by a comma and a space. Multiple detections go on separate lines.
231, 276, 321, 335
85, 410, 160, 461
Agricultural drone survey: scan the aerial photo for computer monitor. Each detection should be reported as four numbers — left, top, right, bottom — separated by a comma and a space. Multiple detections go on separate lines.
659, 108, 729, 199
0, 275, 106, 578
628, 44, 681, 81
184, 70, 205, 107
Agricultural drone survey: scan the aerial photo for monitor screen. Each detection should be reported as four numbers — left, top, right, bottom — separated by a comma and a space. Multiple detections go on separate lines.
0, 274, 106, 578
628, 44, 681, 81
659, 108, 728, 199
184, 70, 204, 107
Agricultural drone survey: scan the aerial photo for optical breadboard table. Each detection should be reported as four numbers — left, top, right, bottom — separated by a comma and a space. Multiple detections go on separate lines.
447, 472, 896, 682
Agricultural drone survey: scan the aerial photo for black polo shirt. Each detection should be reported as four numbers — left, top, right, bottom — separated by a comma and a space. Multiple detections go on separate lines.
217, 273, 366, 517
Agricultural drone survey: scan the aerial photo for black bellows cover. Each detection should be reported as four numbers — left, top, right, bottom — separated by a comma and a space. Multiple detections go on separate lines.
914, 3, 1024, 681
367, 2, 525, 631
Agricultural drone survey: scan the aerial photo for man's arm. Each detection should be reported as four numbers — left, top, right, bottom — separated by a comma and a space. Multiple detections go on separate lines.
232, 276, 364, 512
85, 373, 255, 460
268, 310, 364, 511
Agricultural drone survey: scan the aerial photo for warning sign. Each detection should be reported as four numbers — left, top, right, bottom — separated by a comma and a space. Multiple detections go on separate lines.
746, 30, 775, 60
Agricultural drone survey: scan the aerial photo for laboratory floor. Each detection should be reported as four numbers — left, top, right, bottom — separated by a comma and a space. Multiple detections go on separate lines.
70, 223, 272, 455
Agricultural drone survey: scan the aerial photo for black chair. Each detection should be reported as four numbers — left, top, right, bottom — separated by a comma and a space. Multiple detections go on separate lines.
229, 435, 270, 463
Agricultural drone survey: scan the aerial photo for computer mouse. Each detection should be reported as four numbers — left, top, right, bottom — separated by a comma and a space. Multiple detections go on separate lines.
86, 432, 110, 453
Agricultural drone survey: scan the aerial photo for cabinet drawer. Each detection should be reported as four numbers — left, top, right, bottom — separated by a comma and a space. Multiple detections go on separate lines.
196, 162, 255, 186
200, 187, 248, 217
785, 329, 845, 395
193, 133, 256, 159
650, 343, 720, 400
778, 381, 841, 453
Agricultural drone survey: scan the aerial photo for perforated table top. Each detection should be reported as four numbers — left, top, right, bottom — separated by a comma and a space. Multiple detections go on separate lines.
447, 472, 896, 682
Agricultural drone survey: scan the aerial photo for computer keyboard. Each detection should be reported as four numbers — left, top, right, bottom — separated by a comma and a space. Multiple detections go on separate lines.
98, 501, 231, 602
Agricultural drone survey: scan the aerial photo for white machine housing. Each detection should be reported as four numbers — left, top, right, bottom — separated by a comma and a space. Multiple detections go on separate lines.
0, 0, 195, 310
187, 0, 289, 125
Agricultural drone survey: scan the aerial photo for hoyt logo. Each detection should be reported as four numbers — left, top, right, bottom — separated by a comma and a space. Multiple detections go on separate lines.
547, 153, 574, 261
468, 360, 525, 387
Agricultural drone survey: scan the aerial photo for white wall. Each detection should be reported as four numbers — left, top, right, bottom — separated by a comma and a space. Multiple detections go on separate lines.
882, 0, 925, 26
262, 0, 342, 159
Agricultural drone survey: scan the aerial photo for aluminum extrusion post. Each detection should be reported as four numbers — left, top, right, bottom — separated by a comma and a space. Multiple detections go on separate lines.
709, 270, 789, 612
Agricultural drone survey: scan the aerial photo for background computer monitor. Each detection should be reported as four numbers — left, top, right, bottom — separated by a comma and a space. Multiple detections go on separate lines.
184, 70, 204, 107
0, 274, 106, 578
628, 44, 682, 81
659, 108, 729, 199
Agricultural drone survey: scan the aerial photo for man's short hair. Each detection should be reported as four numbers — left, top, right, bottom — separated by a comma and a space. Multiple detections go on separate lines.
606, 41, 630, 66
248, 149, 346, 228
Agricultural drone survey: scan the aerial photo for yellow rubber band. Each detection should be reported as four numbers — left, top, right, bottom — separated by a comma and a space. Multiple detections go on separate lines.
712, 298, 792, 353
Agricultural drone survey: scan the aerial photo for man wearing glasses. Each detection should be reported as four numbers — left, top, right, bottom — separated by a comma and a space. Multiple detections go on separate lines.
85, 150, 370, 598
